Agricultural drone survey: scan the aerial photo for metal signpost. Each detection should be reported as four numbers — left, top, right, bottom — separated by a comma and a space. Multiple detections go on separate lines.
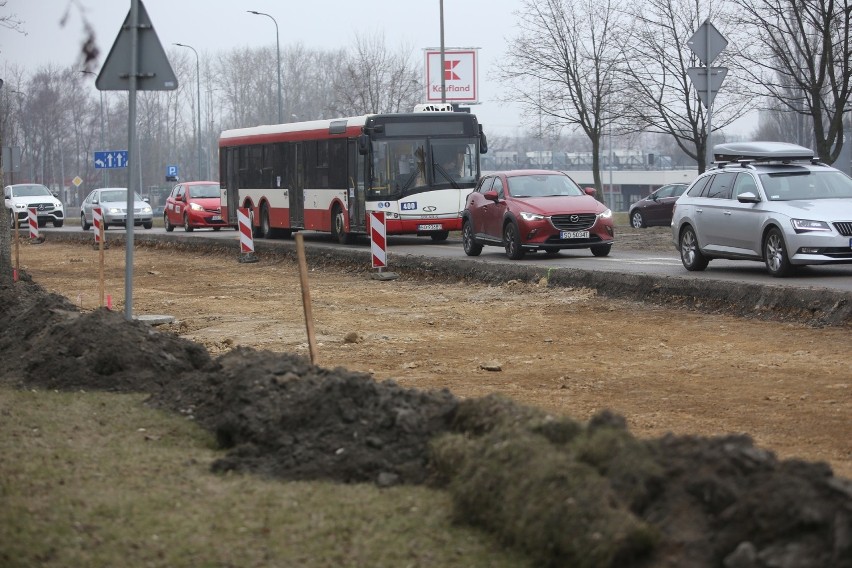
95, 0, 177, 321
687, 19, 728, 167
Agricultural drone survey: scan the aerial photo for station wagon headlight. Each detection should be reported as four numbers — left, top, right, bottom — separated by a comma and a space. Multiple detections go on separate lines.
141, 205, 152, 213
108, 207, 122, 214
791, 219, 831, 233
519, 211, 545, 221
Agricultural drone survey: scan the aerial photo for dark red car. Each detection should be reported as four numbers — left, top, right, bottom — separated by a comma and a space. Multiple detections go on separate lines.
164, 181, 228, 232
628, 183, 688, 229
461, 170, 614, 260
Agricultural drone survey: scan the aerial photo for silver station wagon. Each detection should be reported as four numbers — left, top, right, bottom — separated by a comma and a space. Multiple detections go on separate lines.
671, 141, 852, 277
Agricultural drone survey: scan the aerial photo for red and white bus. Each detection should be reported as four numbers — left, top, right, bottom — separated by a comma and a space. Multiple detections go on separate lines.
218, 105, 487, 243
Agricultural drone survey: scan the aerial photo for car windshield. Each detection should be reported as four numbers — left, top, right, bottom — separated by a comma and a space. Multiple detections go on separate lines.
100, 189, 144, 202
507, 174, 584, 198
759, 170, 852, 201
188, 184, 220, 198
12, 184, 52, 197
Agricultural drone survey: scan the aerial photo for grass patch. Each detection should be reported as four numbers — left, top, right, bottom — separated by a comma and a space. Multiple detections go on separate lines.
0, 386, 530, 568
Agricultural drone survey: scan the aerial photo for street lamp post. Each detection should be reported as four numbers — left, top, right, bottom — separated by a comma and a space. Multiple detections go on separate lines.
248, 10, 283, 124
174, 43, 203, 181
439, 0, 446, 104
80, 70, 108, 187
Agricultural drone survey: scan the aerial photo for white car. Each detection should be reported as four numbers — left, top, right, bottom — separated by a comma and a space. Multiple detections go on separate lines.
671, 141, 852, 277
80, 187, 154, 230
4, 183, 65, 228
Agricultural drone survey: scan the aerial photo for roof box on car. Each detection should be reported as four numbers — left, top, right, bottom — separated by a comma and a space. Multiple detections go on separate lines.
713, 141, 814, 163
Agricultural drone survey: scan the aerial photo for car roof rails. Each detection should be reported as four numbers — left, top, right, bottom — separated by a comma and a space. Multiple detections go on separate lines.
712, 141, 819, 167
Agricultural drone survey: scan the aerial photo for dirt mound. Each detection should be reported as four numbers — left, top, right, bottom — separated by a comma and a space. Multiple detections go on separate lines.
433, 398, 852, 567
2, 276, 851, 568
149, 346, 459, 485
0, 278, 211, 393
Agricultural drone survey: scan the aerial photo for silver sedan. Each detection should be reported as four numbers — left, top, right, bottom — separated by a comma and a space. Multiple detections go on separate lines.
80, 187, 154, 230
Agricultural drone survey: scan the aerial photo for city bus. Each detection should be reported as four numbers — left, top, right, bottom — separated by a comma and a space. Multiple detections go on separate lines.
218, 104, 488, 243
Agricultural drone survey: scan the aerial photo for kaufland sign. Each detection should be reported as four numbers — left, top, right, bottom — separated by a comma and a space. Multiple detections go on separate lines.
424, 48, 479, 104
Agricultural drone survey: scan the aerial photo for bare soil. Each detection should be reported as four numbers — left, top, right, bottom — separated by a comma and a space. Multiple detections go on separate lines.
3, 227, 851, 567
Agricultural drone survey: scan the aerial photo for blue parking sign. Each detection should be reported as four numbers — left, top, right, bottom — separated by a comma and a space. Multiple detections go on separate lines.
167, 165, 178, 177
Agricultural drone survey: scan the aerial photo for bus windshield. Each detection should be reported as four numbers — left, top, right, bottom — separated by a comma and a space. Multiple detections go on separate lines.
370, 138, 478, 198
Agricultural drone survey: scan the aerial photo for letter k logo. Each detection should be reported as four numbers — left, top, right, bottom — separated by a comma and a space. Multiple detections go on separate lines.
444, 60, 461, 81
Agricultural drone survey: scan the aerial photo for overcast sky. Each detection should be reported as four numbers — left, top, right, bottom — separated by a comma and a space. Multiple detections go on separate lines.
1, 0, 755, 137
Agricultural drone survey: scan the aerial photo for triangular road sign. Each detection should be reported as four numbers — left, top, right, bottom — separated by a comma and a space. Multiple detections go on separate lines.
96, 0, 178, 91
687, 67, 728, 108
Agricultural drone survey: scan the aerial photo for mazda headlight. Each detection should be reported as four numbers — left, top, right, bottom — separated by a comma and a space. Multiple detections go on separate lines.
598, 209, 613, 219
791, 219, 831, 233
519, 211, 545, 221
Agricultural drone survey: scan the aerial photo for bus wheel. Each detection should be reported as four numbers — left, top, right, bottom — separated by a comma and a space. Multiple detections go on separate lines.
332, 206, 353, 244
260, 204, 274, 239
430, 230, 450, 242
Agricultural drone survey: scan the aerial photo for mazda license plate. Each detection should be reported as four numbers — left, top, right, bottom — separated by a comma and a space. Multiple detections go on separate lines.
561, 230, 589, 239
419, 223, 442, 231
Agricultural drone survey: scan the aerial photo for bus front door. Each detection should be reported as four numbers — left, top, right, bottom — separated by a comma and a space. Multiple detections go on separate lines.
289, 142, 304, 229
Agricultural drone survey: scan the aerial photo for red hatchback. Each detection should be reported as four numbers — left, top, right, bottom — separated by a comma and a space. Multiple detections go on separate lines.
462, 170, 614, 260
164, 181, 228, 232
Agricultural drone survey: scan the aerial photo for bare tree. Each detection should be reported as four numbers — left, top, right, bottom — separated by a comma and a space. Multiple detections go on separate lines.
329, 31, 421, 116
216, 47, 267, 129
0, 0, 24, 35
728, 0, 852, 162
619, 0, 753, 172
500, 0, 626, 199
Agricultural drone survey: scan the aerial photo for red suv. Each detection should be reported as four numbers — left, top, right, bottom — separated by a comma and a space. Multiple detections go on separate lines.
164, 181, 228, 232
462, 170, 614, 259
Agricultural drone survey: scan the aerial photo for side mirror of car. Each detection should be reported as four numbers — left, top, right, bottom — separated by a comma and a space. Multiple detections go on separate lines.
737, 192, 760, 204
484, 190, 499, 201
583, 187, 596, 197
143, 197, 150, 203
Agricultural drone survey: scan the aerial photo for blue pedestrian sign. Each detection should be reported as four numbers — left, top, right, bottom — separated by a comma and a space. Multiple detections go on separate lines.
94, 150, 129, 169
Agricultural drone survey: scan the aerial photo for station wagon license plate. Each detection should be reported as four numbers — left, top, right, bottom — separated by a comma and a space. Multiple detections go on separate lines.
419, 223, 442, 231
561, 230, 589, 239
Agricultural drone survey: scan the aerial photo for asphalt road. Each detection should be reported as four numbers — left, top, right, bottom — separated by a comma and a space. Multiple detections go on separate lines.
40, 224, 852, 293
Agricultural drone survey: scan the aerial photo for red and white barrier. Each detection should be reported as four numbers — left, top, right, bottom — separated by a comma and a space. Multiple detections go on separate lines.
237, 208, 254, 253
93, 207, 103, 243
28, 207, 39, 240
370, 210, 387, 269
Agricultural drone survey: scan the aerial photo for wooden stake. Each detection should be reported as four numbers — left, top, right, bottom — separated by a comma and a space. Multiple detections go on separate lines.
295, 233, 319, 365
13, 213, 20, 280
99, 221, 105, 307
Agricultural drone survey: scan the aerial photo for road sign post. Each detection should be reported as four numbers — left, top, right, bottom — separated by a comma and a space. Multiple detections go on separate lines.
96, 0, 178, 322
687, 19, 729, 168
